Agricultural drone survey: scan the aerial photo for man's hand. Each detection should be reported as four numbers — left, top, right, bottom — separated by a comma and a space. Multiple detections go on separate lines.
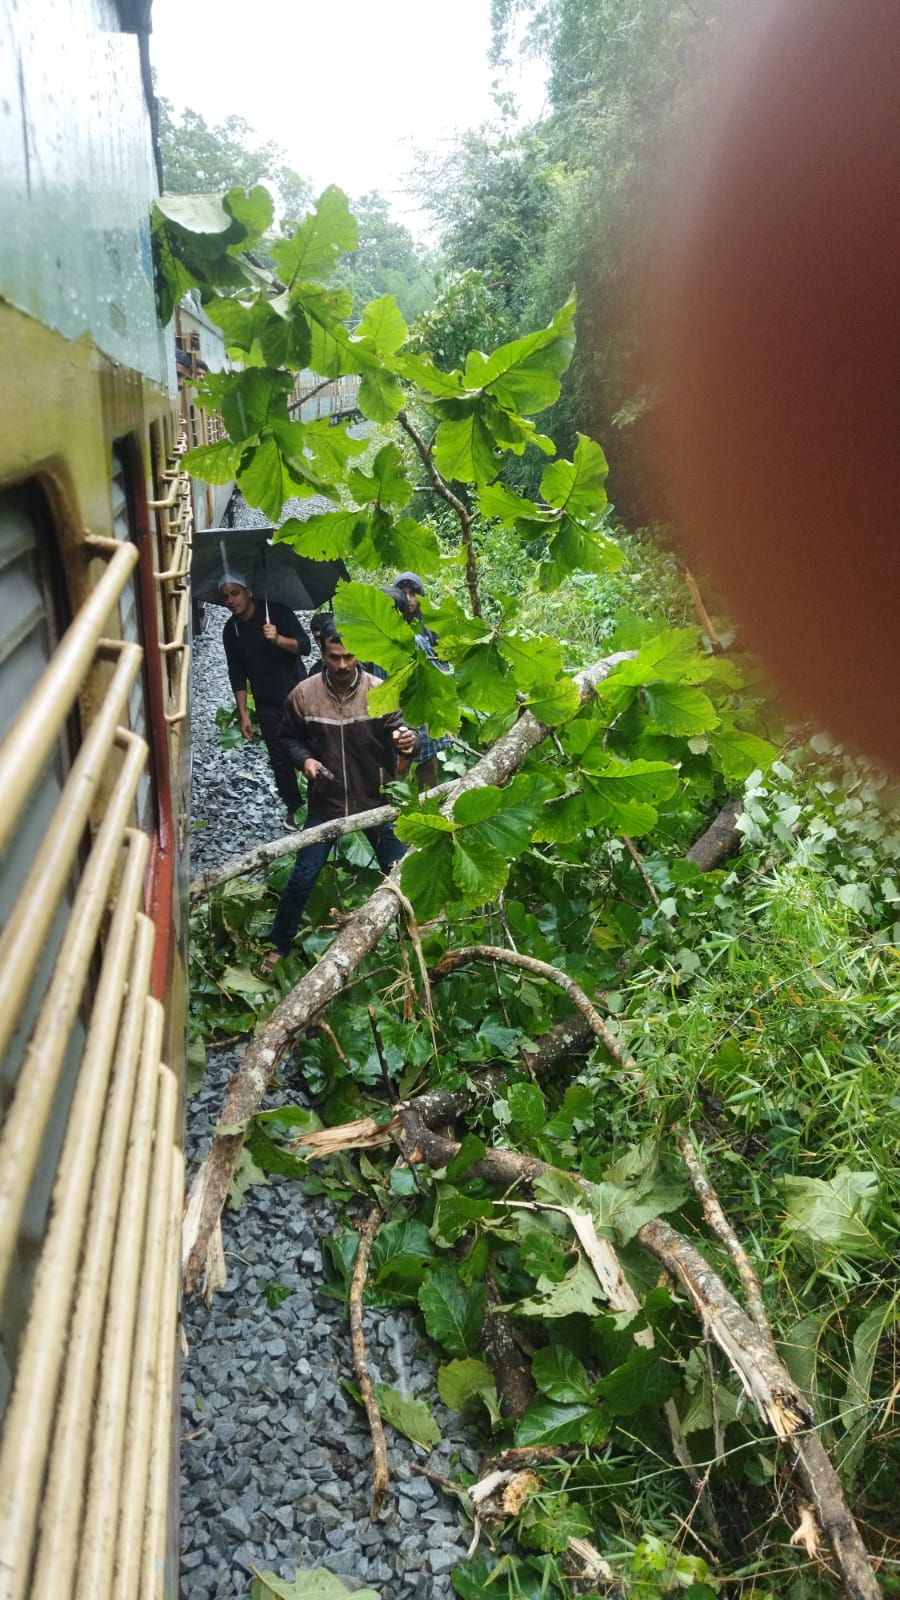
262, 621, 278, 644
239, 712, 254, 741
303, 758, 324, 780
393, 727, 416, 756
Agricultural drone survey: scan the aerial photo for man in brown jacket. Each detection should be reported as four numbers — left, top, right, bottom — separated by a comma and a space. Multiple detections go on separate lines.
262, 632, 418, 965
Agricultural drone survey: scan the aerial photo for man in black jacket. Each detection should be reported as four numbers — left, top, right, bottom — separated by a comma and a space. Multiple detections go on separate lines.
219, 572, 310, 826
262, 631, 418, 966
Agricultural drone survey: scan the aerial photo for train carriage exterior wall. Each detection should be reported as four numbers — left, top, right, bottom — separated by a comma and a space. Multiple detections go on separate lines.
0, 2, 188, 1595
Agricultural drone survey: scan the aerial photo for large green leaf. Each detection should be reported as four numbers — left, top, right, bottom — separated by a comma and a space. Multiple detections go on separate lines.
837, 1304, 896, 1485
357, 514, 441, 574
399, 835, 456, 920
270, 185, 357, 285
604, 628, 704, 689
463, 296, 576, 414
532, 1345, 594, 1404
525, 674, 582, 726
595, 1346, 680, 1415
539, 514, 624, 590
385, 654, 461, 735
782, 1169, 883, 1264
301, 419, 368, 481
333, 581, 418, 674
418, 1264, 484, 1356
430, 1189, 493, 1247
394, 351, 467, 398
374, 1383, 442, 1448
237, 432, 287, 520
280, 510, 361, 561
582, 758, 680, 833
644, 683, 720, 737
353, 293, 408, 356
540, 433, 609, 522
452, 778, 541, 855
455, 638, 519, 716
348, 443, 413, 509
451, 828, 508, 902
514, 1400, 603, 1447
708, 726, 777, 782
514, 1254, 606, 1320
496, 631, 565, 692
357, 365, 405, 424
181, 437, 244, 484
220, 367, 290, 441
369, 1217, 436, 1296
433, 408, 499, 485
478, 482, 541, 526
437, 1358, 501, 1424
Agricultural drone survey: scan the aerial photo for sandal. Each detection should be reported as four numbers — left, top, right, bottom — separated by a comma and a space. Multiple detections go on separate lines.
260, 948, 282, 975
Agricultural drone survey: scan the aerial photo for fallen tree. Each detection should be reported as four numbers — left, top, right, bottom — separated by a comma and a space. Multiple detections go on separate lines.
390, 1113, 879, 1600
182, 653, 634, 1297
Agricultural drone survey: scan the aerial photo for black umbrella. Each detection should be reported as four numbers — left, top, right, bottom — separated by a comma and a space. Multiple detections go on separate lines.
191, 527, 347, 611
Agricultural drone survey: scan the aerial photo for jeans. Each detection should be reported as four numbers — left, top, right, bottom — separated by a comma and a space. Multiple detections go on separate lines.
267, 812, 406, 955
256, 701, 302, 813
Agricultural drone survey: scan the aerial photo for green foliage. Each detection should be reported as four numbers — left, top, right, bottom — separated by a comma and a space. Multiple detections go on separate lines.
175, 186, 900, 1599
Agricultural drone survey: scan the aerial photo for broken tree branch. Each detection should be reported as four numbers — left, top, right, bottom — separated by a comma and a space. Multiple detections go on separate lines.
183, 653, 633, 1297
685, 797, 744, 872
674, 1139, 880, 1600
189, 786, 455, 903
429, 944, 640, 1079
682, 566, 725, 654
349, 1205, 389, 1517
678, 1132, 768, 1334
483, 1272, 535, 1420
292, 1014, 597, 1162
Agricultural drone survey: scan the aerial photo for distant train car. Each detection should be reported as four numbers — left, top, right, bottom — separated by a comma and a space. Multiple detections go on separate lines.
0, 3, 187, 1596
291, 368, 362, 425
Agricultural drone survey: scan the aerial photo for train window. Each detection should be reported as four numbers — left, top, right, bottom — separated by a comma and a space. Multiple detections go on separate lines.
0, 485, 82, 1409
111, 446, 155, 834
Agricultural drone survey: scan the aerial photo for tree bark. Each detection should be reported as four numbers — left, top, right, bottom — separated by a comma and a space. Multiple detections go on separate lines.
348, 1206, 389, 1517
183, 652, 635, 1296
686, 797, 744, 871
482, 1275, 535, 1420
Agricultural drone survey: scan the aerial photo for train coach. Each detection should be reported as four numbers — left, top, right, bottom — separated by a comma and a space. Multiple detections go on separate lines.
0, 2, 188, 1595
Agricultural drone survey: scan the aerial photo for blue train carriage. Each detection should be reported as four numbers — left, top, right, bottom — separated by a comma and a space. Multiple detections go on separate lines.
0, 3, 189, 1596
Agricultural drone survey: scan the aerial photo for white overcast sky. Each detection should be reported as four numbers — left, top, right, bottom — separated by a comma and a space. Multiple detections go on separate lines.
149, 0, 546, 236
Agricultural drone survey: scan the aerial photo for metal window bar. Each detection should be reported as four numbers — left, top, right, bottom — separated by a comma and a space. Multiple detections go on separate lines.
113, 1062, 179, 1599
72, 999, 166, 1600
28, 913, 157, 1599
0, 642, 143, 1069
0, 537, 137, 859
0, 726, 148, 1303
0, 828, 151, 1591
141, 1145, 185, 1600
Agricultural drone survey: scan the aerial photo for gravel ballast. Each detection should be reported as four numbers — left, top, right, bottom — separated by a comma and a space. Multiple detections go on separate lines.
182, 553, 474, 1598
